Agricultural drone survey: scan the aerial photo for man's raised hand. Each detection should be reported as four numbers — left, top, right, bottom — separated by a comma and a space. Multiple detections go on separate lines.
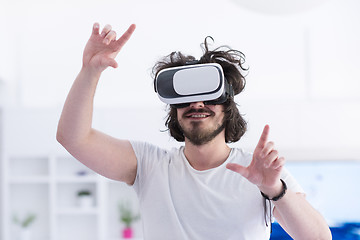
226, 125, 285, 197
82, 23, 136, 73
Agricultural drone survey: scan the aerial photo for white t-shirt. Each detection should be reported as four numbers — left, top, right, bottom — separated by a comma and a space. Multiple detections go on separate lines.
131, 141, 304, 240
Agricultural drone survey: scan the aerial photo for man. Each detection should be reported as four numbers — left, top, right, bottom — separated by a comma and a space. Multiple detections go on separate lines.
57, 23, 332, 240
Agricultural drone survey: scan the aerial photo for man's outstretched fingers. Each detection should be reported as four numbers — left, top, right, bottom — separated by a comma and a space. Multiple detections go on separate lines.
263, 149, 279, 168
270, 156, 285, 170
256, 125, 270, 150
92, 22, 100, 35
260, 141, 275, 158
116, 24, 136, 48
101, 24, 112, 37
103, 30, 117, 45
226, 163, 249, 178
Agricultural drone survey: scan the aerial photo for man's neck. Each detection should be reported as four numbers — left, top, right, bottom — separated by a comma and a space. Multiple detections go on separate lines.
183, 133, 231, 171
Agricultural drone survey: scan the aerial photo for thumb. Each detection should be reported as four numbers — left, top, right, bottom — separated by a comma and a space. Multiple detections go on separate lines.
103, 58, 118, 68
226, 163, 249, 178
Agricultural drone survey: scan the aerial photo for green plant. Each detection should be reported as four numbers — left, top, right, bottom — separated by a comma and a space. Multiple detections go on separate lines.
13, 213, 37, 228
77, 190, 92, 196
118, 201, 140, 228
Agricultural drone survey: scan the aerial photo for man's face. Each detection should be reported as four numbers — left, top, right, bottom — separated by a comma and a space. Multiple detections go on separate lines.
176, 102, 226, 145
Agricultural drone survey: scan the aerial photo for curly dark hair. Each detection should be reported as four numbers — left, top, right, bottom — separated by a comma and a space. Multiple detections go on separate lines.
152, 37, 248, 143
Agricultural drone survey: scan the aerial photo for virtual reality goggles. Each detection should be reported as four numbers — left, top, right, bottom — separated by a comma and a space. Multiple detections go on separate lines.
154, 63, 234, 108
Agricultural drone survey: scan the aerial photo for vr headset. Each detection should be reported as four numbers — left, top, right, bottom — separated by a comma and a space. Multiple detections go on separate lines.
154, 63, 234, 108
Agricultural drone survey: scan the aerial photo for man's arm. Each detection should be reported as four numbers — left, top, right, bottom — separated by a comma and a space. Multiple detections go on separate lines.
227, 125, 332, 240
56, 23, 138, 185
272, 191, 332, 240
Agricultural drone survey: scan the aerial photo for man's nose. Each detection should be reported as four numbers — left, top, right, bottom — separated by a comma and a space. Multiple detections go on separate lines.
189, 102, 205, 108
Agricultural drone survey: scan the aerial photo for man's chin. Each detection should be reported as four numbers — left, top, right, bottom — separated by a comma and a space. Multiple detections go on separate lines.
183, 124, 225, 146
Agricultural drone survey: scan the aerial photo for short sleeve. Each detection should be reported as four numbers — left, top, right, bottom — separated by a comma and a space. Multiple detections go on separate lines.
281, 167, 305, 194
129, 141, 169, 195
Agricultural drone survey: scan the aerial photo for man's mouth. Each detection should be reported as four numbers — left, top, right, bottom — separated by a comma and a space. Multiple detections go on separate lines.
189, 114, 208, 118
187, 114, 209, 118
183, 109, 214, 119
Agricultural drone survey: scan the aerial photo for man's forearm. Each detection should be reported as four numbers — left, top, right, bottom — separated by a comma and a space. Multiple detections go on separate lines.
273, 190, 332, 240
57, 67, 101, 146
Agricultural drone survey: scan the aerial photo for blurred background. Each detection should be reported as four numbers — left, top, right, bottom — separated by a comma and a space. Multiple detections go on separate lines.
0, 0, 359, 239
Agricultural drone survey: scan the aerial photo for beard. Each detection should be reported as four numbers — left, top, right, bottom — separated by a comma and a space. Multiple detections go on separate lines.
178, 109, 226, 146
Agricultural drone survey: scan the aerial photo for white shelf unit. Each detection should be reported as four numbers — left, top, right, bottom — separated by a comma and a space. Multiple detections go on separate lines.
2, 153, 142, 240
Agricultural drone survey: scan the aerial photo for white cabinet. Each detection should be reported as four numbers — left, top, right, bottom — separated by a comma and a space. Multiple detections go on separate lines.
1, 154, 142, 240
0, 107, 164, 240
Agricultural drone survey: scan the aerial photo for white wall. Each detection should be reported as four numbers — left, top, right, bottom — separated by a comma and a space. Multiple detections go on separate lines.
0, 0, 359, 104
0, 0, 359, 155
0, 109, 4, 238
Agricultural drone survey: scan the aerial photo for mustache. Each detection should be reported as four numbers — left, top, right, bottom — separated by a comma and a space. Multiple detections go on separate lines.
182, 108, 215, 117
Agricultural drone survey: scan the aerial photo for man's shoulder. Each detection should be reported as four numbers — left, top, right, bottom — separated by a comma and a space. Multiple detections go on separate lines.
129, 140, 182, 158
229, 147, 253, 165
